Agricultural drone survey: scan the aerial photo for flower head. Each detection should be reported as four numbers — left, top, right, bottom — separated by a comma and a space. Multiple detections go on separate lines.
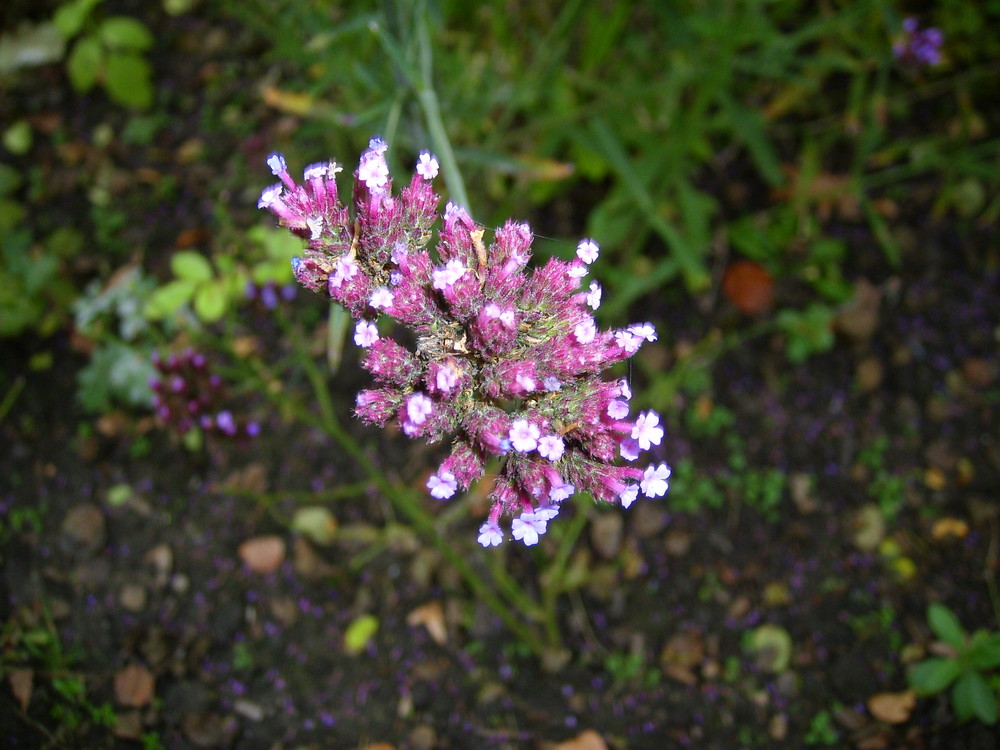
259, 140, 671, 546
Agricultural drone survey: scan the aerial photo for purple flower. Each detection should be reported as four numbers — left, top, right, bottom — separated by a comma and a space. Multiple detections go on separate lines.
894, 18, 943, 66
259, 141, 672, 545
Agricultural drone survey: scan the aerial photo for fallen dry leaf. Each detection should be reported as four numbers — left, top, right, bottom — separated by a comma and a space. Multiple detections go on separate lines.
722, 260, 775, 315
8, 668, 32, 711
867, 690, 916, 724
932, 517, 969, 540
238, 536, 286, 574
114, 663, 155, 708
551, 729, 608, 750
406, 601, 448, 646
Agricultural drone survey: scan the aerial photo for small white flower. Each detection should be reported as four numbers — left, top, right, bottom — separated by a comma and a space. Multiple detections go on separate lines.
354, 320, 379, 348
576, 239, 600, 264
614, 329, 642, 353
406, 393, 434, 426
632, 411, 664, 451
477, 522, 504, 547
549, 483, 575, 503
427, 472, 457, 499
620, 485, 640, 509
432, 258, 466, 290
607, 399, 629, 420
369, 287, 394, 311
628, 322, 657, 342
436, 366, 459, 393
543, 376, 562, 392
511, 512, 547, 546
266, 153, 287, 175
640, 463, 671, 498
537, 435, 565, 462
416, 151, 439, 180
620, 437, 640, 461
509, 419, 541, 452
574, 318, 597, 344
587, 281, 602, 310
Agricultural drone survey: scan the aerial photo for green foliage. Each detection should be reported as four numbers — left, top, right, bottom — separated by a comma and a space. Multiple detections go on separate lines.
603, 650, 660, 688
775, 304, 836, 363
73, 267, 159, 412
804, 708, 840, 746
54, 0, 155, 110
908, 603, 1000, 725
0, 603, 118, 744
0, 205, 80, 338
857, 436, 909, 521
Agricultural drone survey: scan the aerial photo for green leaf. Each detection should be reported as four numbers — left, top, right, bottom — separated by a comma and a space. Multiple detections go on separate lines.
928, 603, 967, 650
98, 16, 153, 51
53, 0, 103, 39
193, 281, 227, 323
952, 670, 998, 724
965, 633, 1000, 670
171, 251, 213, 282
343, 614, 379, 655
909, 658, 963, 695
66, 36, 103, 92
103, 52, 153, 110
144, 279, 195, 319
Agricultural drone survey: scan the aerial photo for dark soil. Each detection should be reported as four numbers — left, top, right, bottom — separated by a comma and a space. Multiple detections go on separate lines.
2, 5, 999, 750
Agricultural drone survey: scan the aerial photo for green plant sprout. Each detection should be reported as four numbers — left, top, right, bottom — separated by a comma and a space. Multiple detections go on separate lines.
53, 0, 155, 110
908, 602, 1000, 725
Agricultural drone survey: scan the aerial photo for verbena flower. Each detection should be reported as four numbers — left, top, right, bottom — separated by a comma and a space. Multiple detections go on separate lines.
259, 138, 670, 546
893, 17, 943, 67
150, 349, 259, 439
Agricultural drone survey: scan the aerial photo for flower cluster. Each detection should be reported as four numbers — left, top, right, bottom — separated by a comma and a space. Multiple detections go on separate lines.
151, 349, 260, 439
259, 137, 670, 546
893, 17, 943, 67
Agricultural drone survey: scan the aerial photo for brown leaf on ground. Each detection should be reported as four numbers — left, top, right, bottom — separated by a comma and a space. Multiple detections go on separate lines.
238, 536, 286, 574
834, 279, 881, 343
114, 663, 155, 708
867, 690, 916, 724
932, 517, 969, 540
8, 668, 32, 711
60, 503, 106, 557
722, 260, 775, 315
406, 601, 448, 645
548, 729, 608, 750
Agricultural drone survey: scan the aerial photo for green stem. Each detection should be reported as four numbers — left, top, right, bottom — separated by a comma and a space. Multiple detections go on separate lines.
275, 309, 550, 655
540, 498, 590, 644
413, 12, 470, 211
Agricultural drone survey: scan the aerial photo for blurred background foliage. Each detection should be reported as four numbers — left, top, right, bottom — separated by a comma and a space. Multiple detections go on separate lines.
0, 0, 998, 406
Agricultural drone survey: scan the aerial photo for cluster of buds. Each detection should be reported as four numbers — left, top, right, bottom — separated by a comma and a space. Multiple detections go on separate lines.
150, 349, 260, 439
893, 17, 943, 67
258, 137, 670, 546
